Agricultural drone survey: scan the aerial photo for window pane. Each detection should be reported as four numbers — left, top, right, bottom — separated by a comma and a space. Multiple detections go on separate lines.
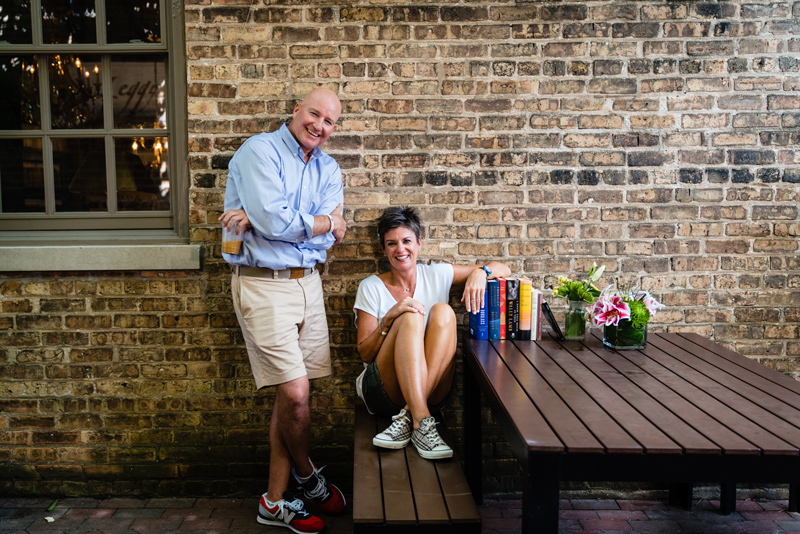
106, 0, 160, 44
115, 136, 169, 211
53, 137, 106, 212
49, 54, 103, 129
112, 55, 167, 129
0, 0, 32, 44
0, 55, 40, 129
41, 0, 96, 44
0, 138, 44, 213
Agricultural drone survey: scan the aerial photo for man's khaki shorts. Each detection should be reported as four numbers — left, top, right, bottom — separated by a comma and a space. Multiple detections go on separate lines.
231, 270, 331, 389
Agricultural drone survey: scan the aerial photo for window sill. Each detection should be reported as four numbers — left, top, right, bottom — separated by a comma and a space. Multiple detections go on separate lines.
0, 244, 201, 272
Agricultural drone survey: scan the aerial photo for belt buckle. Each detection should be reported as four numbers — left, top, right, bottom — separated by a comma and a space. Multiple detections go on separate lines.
289, 268, 305, 280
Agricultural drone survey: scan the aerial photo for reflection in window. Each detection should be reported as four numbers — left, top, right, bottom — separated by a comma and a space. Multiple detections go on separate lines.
0, 55, 40, 129
114, 137, 169, 211
106, 0, 160, 44
0, 138, 44, 213
0, 0, 32, 44
41, 0, 96, 44
54, 137, 106, 212
112, 55, 167, 129
49, 54, 103, 129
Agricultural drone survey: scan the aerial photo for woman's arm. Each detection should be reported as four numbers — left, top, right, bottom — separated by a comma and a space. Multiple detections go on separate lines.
452, 261, 512, 313
355, 297, 424, 363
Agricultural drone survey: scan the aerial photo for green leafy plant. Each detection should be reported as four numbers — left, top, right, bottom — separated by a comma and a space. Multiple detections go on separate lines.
552, 263, 604, 304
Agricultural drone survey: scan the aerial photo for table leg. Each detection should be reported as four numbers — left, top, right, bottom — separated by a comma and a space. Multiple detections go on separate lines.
790, 483, 799, 513
668, 483, 694, 510
523, 453, 561, 534
720, 483, 736, 515
464, 357, 483, 504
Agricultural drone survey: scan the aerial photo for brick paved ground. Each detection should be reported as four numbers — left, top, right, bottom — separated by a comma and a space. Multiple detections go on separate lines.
481, 498, 800, 534
2, 496, 799, 533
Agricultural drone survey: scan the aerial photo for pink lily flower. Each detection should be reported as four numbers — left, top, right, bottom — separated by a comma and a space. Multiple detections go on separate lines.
590, 295, 631, 327
636, 291, 665, 316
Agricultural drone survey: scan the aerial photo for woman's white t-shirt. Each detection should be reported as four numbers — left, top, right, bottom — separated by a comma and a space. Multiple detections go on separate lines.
353, 263, 454, 330
352, 263, 455, 408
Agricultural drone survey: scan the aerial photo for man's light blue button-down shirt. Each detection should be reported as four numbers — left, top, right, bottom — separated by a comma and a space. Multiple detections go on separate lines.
222, 123, 343, 270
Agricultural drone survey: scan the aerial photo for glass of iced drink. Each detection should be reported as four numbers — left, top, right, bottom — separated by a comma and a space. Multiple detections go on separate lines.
222, 222, 242, 254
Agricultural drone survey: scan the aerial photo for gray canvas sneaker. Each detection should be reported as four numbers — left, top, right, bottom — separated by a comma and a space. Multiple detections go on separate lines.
373, 408, 412, 449
411, 416, 453, 459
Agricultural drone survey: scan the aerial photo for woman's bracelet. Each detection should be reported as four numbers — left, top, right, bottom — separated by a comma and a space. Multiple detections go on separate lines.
379, 316, 390, 336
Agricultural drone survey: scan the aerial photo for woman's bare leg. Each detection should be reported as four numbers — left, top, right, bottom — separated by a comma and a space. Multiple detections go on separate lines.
422, 303, 458, 406
375, 311, 430, 426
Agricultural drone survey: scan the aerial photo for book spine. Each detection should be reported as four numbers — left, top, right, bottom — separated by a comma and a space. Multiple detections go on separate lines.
531, 290, 543, 341
518, 279, 532, 341
469, 288, 489, 340
498, 278, 507, 340
488, 279, 500, 340
506, 279, 520, 340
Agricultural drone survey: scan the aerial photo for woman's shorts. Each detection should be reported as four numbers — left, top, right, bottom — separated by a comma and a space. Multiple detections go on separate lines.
358, 358, 454, 418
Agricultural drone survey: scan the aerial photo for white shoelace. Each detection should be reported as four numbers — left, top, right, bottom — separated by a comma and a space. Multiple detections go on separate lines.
303, 465, 330, 500
384, 411, 410, 437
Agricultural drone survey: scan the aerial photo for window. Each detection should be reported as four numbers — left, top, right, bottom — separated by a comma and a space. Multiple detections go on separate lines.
0, 0, 188, 243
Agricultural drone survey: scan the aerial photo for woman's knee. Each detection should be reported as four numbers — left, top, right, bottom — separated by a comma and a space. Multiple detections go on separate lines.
393, 309, 425, 331
428, 303, 456, 329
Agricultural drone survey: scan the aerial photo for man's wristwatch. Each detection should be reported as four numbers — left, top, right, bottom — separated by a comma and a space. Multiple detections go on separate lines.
481, 265, 492, 278
326, 214, 335, 233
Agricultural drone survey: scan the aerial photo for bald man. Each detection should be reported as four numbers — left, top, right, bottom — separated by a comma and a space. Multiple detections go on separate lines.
220, 88, 346, 534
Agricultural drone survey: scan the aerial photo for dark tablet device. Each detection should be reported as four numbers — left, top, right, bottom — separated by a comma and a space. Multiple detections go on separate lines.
542, 301, 565, 341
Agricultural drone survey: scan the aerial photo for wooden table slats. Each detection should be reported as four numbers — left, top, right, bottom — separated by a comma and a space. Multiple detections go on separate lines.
561, 339, 722, 454
680, 333, 800, 397
505, 340, 643, 453
600, 334, 797, 455
467, 338, 563, 452
464, 332, 800, 534
661, 334, 800, 413
643, 337, 800, 454
536, 340, 684, 454
589, 337, 760, 455
492, 341, 604, 453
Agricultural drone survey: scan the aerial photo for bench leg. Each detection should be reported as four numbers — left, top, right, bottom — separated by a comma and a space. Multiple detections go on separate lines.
720, 483, 736, 515
524, 453, 560, 534
668, 483, 694, 510
464, 359, 483, 504
790, 484, 799, 513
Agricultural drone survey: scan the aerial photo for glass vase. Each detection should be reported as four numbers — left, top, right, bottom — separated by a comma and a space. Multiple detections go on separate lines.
564, 300, 586, 341
603, 319, 647, 350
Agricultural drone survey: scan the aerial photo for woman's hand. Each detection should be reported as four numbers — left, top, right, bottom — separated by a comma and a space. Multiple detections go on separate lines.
218, 209, 251, 235
383, 297, 425, 327
461, 268, 488, 314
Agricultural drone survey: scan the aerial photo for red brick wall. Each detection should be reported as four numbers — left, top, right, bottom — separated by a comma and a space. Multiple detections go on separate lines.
2, 0, 799, 497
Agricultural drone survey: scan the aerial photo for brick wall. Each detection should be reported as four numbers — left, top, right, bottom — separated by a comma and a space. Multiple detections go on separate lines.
1, 0, 799, 497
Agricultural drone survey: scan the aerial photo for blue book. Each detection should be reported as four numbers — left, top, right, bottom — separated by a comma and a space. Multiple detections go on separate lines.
488, 279, 501, 340
469, 289, 489, 340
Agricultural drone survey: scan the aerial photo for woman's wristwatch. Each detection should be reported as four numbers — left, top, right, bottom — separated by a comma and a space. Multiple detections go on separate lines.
481, 264, 493, 278
379, 316, 391, 336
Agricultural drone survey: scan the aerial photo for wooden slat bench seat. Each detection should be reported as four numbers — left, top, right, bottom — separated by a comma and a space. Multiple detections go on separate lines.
353, 403, 480, 533
463, 332, 800, 534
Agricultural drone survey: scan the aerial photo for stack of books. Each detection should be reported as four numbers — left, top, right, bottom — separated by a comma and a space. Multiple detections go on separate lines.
470, 277, 544, 340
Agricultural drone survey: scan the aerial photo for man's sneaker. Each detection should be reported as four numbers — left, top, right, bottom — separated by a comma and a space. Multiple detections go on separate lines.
373, 408, 412, 449
293, 459, 346, 516
412, 416, 453, 460
257, 491, 325, 534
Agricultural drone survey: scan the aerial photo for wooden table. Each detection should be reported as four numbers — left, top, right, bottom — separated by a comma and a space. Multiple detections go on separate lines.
463, 331, 800, 534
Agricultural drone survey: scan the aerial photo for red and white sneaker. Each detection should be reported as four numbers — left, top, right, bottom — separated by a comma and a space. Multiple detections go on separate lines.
257, 491, 326, 534
293, 459, 347, 516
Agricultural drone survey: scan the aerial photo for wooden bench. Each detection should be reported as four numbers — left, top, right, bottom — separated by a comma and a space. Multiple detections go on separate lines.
352, 403, 481, 533
463, 332, 800, 534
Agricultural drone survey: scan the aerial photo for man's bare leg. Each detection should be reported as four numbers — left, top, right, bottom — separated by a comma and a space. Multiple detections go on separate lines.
266, 376, 313, 503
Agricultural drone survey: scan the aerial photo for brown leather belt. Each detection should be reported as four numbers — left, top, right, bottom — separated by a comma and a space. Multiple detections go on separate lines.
235, 265, 314, 280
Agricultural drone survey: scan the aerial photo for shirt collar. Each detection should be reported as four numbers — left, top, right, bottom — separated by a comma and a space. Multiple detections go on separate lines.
280, 123, 321, 162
